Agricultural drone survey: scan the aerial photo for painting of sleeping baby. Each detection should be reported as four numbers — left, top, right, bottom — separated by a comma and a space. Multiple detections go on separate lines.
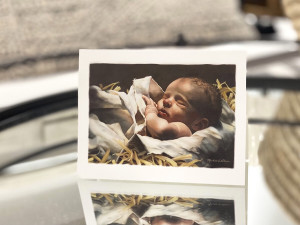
88, 73, 235, 168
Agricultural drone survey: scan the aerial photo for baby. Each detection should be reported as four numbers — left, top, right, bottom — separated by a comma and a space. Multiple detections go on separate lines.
143, 77, 222, 140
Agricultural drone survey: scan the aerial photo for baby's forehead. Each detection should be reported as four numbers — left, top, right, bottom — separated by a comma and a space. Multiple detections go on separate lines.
166, 78, 197, 93
166, 78, 206, 102
167, 78, 190, 88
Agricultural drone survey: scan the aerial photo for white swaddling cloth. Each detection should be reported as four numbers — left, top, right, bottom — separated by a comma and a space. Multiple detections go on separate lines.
89, 76, 235, 167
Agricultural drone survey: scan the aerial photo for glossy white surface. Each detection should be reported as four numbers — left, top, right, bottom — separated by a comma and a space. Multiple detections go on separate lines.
0, 71, 78, 110
248, 166, 296, 225
0, 163, 84, 225
0, 162, 296, 225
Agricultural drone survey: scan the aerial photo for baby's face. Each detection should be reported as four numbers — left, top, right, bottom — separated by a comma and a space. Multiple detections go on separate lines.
157, 79, 200, 126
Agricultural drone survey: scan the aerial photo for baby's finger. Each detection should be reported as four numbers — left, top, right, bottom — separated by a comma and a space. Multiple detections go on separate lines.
148, 97, 156, 106
150, 98, 158, 107
142, 95, 151, 105
151, 99, 157, 107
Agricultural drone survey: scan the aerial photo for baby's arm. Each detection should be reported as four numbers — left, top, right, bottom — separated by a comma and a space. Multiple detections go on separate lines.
143, 96, 192, 140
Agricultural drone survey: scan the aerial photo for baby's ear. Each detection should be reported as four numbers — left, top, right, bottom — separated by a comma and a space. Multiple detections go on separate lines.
191, 118, 209, 131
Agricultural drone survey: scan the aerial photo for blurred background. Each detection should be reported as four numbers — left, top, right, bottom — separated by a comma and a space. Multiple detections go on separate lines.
0, 0, 299, 225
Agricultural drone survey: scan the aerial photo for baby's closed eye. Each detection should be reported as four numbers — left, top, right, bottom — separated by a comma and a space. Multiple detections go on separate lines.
176, 100, 186, 106
175, 97, 188, 107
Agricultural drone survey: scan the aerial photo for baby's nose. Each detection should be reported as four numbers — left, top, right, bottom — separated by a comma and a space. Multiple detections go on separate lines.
163, 98, 172, 107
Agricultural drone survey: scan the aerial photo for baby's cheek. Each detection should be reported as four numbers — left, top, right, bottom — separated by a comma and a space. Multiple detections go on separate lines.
175, 106, 187, 115
172, 109, 187, 121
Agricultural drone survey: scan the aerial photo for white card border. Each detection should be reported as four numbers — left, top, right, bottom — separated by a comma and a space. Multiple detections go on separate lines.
78, 49, 247, 186
78, 179, 246, 225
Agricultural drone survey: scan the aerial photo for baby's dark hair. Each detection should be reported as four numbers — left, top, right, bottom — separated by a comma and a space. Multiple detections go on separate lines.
183, 77, 222, 126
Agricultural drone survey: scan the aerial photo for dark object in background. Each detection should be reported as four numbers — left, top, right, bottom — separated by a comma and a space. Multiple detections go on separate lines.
241, 0, 284, 38
241, 0, 300, 40
241, 0, 284, 16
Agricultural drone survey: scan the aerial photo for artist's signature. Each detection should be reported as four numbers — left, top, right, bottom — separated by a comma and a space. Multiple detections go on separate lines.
207, 159, 230, 163
208, 202, 233, 206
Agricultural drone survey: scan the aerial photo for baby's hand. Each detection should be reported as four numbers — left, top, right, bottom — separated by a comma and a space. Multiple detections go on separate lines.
142, 95, 158, 116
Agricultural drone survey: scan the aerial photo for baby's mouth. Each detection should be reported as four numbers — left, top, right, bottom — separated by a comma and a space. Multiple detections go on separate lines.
158, 109, 168, 118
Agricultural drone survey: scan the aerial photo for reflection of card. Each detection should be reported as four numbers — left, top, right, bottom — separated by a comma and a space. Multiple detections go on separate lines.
78, 180, 246, 225
78, 49, 246, 185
